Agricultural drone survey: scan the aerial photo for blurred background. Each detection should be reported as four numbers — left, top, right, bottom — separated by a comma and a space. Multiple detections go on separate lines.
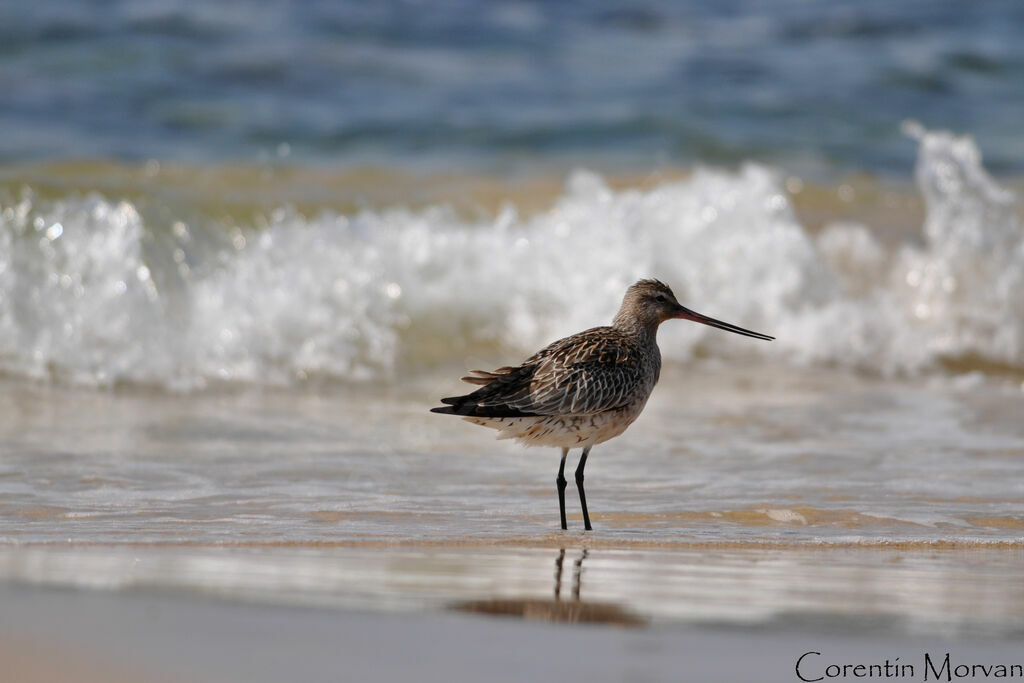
2, 0, 1024, 388
3, 0, 1023, 174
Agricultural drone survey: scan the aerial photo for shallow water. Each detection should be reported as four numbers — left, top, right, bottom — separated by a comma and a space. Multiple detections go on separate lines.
2, 364, 1022, 547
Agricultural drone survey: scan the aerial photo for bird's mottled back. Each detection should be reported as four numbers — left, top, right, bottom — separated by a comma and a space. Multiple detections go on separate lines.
434, 325, 659, 418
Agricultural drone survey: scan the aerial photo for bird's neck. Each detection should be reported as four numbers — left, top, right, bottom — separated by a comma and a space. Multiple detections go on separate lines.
611, 314, 660, 344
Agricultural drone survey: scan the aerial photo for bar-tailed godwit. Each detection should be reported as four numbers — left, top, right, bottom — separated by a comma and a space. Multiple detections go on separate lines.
431, 279, 773, 530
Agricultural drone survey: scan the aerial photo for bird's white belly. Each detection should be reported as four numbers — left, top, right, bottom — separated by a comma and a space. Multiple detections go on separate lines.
465, 402, 647, 449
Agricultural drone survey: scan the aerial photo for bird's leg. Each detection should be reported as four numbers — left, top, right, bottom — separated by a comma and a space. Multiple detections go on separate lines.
557, 448, 569, 530
575, 446, 592, 531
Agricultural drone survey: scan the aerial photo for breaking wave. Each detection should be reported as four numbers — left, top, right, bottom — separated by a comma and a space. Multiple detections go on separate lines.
1, 124, 1021, 389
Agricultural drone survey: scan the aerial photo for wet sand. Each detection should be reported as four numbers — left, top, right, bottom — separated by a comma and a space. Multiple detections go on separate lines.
4, 580, 1024, 683
0, 633, 181, 683
2, 581, 1024, 683
3, 542, 1023, 636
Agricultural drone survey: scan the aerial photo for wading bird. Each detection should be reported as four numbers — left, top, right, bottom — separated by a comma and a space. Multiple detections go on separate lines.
431, 279, 773, 530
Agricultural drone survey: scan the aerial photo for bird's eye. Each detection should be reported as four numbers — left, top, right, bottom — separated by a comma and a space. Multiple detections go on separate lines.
654, 294, 667, 303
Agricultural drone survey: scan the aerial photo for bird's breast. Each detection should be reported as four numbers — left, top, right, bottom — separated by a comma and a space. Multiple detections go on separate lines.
464, 400, 649, 449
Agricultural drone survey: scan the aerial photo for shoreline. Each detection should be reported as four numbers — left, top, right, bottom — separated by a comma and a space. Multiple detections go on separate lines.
2, 542, 1022, 640
3, 537, 1024, 550
2, 581, 1022, 683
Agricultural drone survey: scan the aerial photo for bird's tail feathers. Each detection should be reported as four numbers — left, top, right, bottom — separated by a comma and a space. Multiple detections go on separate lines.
430, 394, 538, 418
429, 405, 456, 414
459, 367, 517, 386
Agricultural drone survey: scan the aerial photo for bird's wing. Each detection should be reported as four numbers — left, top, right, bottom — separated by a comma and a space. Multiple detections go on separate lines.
441, 328, 648, 417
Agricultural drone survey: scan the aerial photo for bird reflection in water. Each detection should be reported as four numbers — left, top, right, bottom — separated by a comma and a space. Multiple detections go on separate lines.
553, 547, 584, 600
451, 548, 646, 626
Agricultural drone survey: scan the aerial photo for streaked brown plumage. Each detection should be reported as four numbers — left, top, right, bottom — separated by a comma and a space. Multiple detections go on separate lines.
431, 279, 773, 530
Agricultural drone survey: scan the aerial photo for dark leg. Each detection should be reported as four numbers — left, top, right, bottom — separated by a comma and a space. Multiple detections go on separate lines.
575, 446, 593, 531
556, 448, 569, 530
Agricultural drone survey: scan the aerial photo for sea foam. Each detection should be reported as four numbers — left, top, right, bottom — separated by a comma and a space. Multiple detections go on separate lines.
1, 125, 1021, 389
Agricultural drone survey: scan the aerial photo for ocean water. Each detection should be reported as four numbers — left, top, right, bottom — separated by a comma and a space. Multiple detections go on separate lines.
2, 1, 1024, 637
3, 0, 1024, 174
1, 126, 1023, 388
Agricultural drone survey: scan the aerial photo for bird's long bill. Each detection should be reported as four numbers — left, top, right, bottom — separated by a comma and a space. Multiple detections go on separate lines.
676, 306, 775, 341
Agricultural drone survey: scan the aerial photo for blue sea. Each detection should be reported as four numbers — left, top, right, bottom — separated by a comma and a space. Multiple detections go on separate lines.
3, 0, 1024, 174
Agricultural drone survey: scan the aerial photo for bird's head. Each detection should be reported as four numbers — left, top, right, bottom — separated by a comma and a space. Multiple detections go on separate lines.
614, 278, 774, 340
623, 279, 686, 325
